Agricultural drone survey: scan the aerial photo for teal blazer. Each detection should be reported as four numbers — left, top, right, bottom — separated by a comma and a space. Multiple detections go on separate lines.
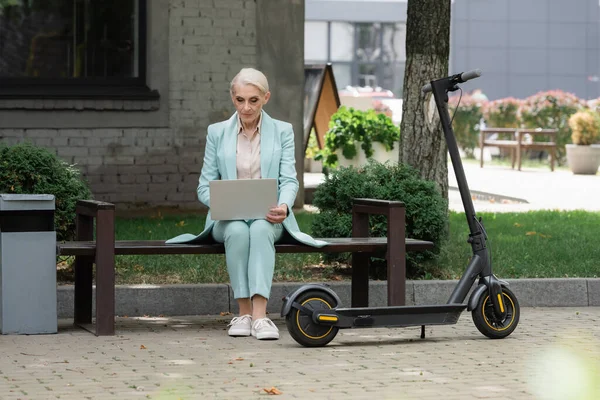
166, 111, 327, 247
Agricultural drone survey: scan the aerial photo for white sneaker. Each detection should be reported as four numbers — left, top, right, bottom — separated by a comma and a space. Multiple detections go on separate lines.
251, 318, 279, 340
227, 314, 252, 337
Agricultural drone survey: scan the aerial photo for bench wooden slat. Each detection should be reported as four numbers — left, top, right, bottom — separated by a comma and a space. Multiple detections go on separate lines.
57, 237, 434, 256
482, 140, 520, 147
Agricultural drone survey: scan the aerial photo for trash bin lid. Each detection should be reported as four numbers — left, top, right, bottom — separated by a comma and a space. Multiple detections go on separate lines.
0, 194, 55, 211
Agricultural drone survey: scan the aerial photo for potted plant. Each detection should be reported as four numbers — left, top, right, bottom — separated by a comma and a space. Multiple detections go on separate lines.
566, 110, 600, 175
316, 106, 401, 168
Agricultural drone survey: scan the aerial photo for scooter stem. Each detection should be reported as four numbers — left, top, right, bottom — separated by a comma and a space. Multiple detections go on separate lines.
430, 76, 491, 275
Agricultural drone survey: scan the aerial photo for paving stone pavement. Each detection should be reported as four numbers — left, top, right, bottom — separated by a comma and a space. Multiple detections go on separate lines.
1, 307, 599, 400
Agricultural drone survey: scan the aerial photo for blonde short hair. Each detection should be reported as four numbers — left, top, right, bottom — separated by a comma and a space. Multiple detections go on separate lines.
230, 68, 269, 95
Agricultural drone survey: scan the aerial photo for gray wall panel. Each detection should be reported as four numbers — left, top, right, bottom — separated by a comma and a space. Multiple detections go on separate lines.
586, 23, 599, 49
508, 0, 548, 22
509, 75, 547, 98
480, 73, 510, 99
509, 22, 547, 48
468, 48, 508, 74
451, 47, 470, 73
551, 75, 589, 97
547, 49, 587, 75
450, 0, 600, 100
468, 0, 508, 21
508, 49, 547, 74
586, 50, 599, 79
452, 21, 469, 46
549, 0, 588, 22
468, 22, 508, 48
548, 24, 587, 49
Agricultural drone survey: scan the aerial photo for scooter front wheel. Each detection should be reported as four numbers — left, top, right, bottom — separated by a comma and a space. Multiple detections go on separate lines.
472, 287, 520, 339
286, 290, 339, 347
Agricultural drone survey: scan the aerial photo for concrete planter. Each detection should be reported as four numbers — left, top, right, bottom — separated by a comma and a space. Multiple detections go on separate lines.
566, 144, 600, 175
335, 141, 400, 168
304, 158, 323, 173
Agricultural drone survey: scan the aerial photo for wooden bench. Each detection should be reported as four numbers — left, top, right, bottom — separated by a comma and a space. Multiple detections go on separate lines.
479, 127, 558, 171
56, 199, 434, 336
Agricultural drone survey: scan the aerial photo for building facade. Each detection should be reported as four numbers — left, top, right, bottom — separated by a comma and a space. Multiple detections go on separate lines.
0, 0, 305, 210
306, 0, 600, 101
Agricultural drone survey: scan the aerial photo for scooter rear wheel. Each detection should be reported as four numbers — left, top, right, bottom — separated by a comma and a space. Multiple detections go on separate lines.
286, 290, 339, 347
472, 287, 520, 339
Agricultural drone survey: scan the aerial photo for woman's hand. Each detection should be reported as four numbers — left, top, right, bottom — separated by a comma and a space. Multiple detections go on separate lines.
266, 204, 288, 224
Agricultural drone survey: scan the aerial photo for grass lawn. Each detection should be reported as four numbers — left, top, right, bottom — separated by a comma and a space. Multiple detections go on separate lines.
427, 210, 600, 279
65, 209, 599, 285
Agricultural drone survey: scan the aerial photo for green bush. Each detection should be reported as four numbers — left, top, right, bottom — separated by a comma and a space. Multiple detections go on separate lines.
0, 142, 92, 241
448, 93, 483, 158
481, 97, 521, 128
316, 106, 400, 168
311, 161, 448, 279
520, 90, 585, 162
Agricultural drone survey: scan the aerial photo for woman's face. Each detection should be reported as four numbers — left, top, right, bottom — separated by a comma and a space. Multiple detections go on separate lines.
231, 84, 270, 125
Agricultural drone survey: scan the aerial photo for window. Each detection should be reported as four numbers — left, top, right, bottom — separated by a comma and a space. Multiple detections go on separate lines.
0, 0, 156, 99
304, 20, 406, 97
330, 22, 353, 62
304, 21, 328, 61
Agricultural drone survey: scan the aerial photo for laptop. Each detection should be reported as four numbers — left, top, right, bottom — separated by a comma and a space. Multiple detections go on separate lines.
209, 179, 278, 220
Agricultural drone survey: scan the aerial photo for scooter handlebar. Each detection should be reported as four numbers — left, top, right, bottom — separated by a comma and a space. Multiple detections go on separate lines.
421, 68, 482, 94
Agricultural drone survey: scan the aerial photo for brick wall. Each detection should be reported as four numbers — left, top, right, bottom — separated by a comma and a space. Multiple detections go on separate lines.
0, 0, 257, 210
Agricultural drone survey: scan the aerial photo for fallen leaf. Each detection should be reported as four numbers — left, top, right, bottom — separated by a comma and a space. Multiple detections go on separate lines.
140, 345, 147, 350
176, 220, 186, 227
234, 357, 244, 361
525, 231, 536, 236
513, 223, 522, 227
220, 311, 232, 316
263, 387, 283, 395
538, 233, 551, 238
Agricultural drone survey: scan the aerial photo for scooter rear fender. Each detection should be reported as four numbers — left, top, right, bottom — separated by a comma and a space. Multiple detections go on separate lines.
280, 284, 341, 317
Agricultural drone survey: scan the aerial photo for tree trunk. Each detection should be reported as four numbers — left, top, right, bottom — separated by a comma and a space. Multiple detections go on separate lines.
400, 0, 451, 200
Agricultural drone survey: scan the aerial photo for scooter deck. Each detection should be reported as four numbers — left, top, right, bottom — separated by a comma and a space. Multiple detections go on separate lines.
325, 304, 467, 329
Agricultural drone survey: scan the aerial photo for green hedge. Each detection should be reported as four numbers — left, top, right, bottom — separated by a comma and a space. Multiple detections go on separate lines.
0, 142, 92, 241
311, 161, 448, 279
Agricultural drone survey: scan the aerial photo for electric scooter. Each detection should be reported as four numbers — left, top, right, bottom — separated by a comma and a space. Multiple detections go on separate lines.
281, 69, 520, 347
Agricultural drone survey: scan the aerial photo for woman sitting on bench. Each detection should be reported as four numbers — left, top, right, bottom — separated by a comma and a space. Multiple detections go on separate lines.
166, 68, 326, 340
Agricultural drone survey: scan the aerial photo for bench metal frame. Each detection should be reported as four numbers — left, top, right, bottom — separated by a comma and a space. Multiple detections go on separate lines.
479, 127, 558, 171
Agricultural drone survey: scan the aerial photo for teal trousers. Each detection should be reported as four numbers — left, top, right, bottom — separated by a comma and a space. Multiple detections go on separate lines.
212, 220, 284, 300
